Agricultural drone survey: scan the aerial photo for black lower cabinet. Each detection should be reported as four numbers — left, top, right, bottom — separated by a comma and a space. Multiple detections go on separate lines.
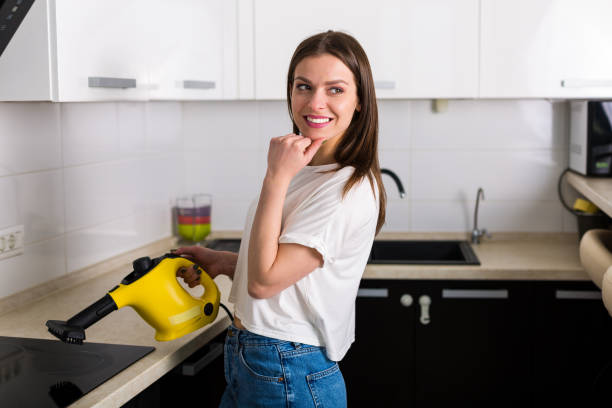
532, 281, 612, 408
122, 330, 227, 408
341, 280, 415, 406
342, 279, 612, 408
414, 281, 530, 408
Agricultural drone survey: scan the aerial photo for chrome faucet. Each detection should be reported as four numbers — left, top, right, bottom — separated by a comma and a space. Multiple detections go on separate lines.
471, 187, 489, 244
381, 168, 405, 198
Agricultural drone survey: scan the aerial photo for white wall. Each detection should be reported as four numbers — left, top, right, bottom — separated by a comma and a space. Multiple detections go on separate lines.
0, 99, 576, 299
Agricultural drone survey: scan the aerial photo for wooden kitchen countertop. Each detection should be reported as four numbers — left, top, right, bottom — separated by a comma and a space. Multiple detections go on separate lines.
566, 171, 612, 219
0, 231, 587, 407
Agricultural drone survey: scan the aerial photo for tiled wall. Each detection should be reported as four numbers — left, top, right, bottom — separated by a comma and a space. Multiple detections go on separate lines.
0, 102, 185, 298
0, 99, 575, 299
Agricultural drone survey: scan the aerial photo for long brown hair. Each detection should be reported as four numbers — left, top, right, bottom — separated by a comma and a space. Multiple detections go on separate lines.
286, 30, 386, 234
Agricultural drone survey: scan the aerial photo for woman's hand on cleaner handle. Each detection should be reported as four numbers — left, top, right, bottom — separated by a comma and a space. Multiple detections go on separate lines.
172, 246, 238, 287
175, 263, 203, 288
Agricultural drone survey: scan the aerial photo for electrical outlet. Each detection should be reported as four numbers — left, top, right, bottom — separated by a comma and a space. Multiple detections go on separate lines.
0, 225, 24, 261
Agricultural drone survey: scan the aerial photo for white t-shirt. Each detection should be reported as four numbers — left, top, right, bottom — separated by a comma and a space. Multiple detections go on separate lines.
228, 163, 379, 361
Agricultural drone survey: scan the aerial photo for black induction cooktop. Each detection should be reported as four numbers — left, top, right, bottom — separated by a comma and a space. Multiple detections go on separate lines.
0, 336, 154, 407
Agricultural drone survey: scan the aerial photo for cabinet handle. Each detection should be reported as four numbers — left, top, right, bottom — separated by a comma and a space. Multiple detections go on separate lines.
442, 289, 508, 299
183, 80, 216, 90
181, 342, 223, 376
88, 77, 137, 89
555, 290, 601, 300
419, 295, 431, 325
374, 80, 396, 90
561, 79, 612, 88
357, 288, 388, 298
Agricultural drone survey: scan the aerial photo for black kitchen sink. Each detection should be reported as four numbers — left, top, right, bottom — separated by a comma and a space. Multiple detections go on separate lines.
205, 238, 480, 266
205, 238, 241, 253
368, 240, 480, 265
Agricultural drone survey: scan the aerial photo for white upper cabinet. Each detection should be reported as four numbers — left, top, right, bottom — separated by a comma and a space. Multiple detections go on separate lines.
253, 0, 479, 100
0, 0, 237, 101
148, 1, 237, 100
54, 0, 152, 101
5, 1, 611, 101
480, 0, 612, 98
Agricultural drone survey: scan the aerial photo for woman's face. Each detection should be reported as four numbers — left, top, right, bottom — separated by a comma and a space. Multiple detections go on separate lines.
291, 54, 360, 146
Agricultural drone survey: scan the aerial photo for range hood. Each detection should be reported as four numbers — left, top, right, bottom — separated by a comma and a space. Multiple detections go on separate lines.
0, 0, 35, 57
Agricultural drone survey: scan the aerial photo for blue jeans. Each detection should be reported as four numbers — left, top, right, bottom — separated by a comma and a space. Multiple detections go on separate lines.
219, 324, 347, 408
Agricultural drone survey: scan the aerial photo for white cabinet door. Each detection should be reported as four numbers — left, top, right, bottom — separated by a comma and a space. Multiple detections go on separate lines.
254, 0, 479, 100
54, 0, 152, 101
148, 0, 238, 100
480, 0, 612, 98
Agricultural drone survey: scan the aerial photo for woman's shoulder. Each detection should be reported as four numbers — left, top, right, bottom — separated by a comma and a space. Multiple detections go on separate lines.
303, 164, 376, 206
300, 163, 354, 190
322, 167, 378, 213
345, 171, 378, 204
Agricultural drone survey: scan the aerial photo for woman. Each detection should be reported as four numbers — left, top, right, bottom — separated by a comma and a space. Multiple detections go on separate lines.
175, 30, 386, 407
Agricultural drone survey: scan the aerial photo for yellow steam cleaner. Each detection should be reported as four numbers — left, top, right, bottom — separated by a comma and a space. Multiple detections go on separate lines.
46, 253, 223, 344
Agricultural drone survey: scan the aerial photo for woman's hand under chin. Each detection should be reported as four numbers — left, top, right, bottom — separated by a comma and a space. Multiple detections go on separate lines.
266, 133, 324, 183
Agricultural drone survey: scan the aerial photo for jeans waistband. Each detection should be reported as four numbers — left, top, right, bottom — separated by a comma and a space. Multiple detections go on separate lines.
226, 324, 315, 350
226, 324, 281, 344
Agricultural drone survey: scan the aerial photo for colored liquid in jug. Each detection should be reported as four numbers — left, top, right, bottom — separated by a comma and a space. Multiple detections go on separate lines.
177, 205, 211, 242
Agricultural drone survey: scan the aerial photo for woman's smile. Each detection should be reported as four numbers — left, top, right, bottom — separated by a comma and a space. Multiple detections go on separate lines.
304, 115, 334, 128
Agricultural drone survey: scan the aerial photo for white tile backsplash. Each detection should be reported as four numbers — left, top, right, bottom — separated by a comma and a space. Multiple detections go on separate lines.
145, 102, 183, 152
0, 236, 66, 298
410, 100, 568, 150
210, 198, 253, 231
64, 161, 132, 231
0, 102, 61, 176
118, 102, 146, 157
15, 170, 64, 244
141, 154, 186, 213
184, 149, 264, 199
478, 200, 565, 232
411, 201, 471, 232
379, 149, 410, 197
411, 150, 566, 201
380, 199, 411, 232
184, 101, 260, 151
62, 103, 119, 166
411, 200, 565, 232
378, 99, 412, 150
0, 98, 575, 299
65, 208, 171, 273
0, 176, 19, 229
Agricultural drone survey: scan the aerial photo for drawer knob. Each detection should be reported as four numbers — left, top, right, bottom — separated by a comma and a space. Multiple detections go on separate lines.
400, 294, 413, 307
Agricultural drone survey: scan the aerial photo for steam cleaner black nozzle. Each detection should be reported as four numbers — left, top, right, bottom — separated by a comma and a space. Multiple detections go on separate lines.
46, 294, 118, 345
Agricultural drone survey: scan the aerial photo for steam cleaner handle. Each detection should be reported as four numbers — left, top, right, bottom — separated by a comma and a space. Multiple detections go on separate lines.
174, 257, 219, 303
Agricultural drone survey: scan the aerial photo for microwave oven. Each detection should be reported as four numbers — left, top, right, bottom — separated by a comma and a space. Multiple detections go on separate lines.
569, 101, 612, 177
